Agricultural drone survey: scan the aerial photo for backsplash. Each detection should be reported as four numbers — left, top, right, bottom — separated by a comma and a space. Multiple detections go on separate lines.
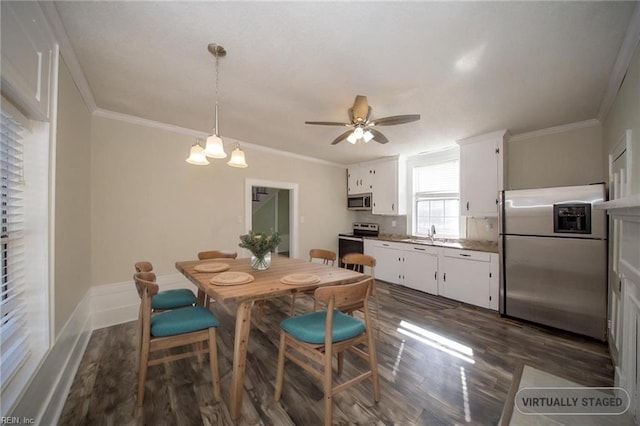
466, 217, 499, 241
353, 212, 498, 241
353, 212, 407, 235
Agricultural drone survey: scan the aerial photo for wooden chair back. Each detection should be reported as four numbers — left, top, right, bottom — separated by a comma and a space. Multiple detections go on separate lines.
309, 249, 336, 266
133, 271, 158, 300
198, 250, 238, 260
340, 253, 380, 335
134, 261, 153, 273
341, 253, 376, 271
315, 277, 372, 311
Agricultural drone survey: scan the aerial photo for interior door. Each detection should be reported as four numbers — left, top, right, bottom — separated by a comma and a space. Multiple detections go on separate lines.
251, 187, 290, 256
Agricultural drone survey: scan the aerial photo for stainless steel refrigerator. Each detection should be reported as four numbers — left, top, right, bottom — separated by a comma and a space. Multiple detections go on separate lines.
499, 183, 607, 340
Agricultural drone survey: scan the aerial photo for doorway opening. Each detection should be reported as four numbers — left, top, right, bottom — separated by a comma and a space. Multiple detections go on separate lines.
245, 179, 298, 259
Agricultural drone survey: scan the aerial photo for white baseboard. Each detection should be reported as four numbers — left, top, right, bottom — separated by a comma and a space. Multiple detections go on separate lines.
9, 273, 193, 423
10, 288, 92, 424
90, 273, 194, 329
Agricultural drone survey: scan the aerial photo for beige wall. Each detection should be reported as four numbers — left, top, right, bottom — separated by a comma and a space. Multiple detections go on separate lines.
90, 116, 352, 285
54, 57, 92, 335
507, 124, 604, 190
603, 43, 640, 195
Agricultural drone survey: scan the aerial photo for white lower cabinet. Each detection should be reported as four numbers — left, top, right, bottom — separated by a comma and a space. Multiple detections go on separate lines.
364, 239, 499, 310
369, 241, 403, 284
440, 249, 498, 309
366, 241, 439, 296
402, 247, 439, 295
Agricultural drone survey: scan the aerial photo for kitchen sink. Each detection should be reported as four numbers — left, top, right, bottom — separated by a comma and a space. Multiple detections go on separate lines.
399, 238, 463, 248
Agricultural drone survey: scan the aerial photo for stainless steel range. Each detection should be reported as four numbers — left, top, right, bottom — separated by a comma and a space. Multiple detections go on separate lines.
338, 222, 379, 267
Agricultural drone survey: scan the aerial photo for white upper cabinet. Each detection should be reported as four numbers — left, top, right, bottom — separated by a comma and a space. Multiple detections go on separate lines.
457, 130, 508, 217
347, 164, 373, 195
349, 156, 406, 215
1, 2, 55, 120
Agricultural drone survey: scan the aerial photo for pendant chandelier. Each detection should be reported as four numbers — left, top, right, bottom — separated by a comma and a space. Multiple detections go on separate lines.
186, 43, 248, 168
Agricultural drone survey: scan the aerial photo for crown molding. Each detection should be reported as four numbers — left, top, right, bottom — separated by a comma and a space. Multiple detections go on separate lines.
509, 119, 601, 142
39, 2, 97, 112
93, 108, 345, 168
597, 2, 640, 122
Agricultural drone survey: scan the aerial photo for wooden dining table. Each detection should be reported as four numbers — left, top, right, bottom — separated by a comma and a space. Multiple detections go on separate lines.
175, 254, 365, 420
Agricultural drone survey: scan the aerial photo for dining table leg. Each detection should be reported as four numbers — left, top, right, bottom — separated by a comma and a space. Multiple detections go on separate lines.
230, 300, 254, 420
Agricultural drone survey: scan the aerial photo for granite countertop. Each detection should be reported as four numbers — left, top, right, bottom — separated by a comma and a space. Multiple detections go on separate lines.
366, 234, 499, 253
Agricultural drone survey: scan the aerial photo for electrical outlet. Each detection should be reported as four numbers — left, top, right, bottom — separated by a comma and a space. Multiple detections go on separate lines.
391, 220, 397, 227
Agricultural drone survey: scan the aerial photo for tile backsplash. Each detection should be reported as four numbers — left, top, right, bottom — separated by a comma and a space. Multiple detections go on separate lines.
466, 217, 499, 241
352, 212, 498, 241
353, 212, 407, 235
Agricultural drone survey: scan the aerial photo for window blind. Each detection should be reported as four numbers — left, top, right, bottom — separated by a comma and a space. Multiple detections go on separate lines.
413, 159, 461, 238
0, 109, 29, 389
414, 160, 459, 194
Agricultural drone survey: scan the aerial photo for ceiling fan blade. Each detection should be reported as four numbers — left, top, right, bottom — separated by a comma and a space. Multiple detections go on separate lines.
331, 130, 354, 145
370, 114, 421, 126
305, 121, 351, 126
369, 128, 389, 144
352, 95, 369, 121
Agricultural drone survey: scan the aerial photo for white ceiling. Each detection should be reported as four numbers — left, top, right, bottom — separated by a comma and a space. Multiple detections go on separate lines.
53, 1, 637, 165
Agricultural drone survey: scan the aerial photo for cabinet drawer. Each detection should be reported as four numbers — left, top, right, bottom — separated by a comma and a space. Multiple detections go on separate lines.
443, 248, 491, 262
374, 241, 405, 251
406, 244, 439, 256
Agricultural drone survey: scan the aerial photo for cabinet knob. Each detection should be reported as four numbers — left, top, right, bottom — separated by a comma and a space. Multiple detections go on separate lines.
443, 273, 446, 282
434, 271, 437, 280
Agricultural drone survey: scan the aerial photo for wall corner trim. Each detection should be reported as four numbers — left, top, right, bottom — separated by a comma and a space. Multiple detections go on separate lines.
597, 3, 640, 122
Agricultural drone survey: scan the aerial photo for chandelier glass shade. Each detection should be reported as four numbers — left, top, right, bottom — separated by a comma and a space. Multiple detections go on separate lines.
227, 144, 248, 168
185, 141, 210, 165
203, 134, 226, 158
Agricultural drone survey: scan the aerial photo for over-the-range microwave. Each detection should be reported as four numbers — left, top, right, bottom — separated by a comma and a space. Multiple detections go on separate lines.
347, 193, 372, 210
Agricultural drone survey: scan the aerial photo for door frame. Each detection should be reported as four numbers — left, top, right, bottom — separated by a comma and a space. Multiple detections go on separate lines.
245, 178, 299, 259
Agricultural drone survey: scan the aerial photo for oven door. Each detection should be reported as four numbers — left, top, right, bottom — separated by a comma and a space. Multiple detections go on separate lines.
338, 236, 364, 268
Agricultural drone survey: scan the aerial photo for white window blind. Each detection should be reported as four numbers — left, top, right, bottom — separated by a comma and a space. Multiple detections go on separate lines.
413, 159, 460, 238
0, 109, 30, 389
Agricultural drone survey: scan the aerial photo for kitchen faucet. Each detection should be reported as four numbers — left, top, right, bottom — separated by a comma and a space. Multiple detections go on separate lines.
428, 225, 436, 242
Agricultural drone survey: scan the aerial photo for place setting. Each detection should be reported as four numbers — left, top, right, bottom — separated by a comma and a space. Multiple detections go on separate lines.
280, 273, 320, 285
209, 271, 255, 286
194, 262, 231, 273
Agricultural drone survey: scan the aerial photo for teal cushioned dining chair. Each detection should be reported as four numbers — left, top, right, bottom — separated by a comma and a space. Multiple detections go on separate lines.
133, 272, 221, 406
134, 261, 197, 310
274, 277, 380, 426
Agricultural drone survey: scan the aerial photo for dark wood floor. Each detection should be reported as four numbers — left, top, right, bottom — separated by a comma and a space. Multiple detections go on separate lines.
59, 281, 613, 425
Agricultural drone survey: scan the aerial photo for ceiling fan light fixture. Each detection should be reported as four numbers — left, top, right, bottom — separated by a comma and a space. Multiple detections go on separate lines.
227, 144, 248, 168
363, 130, 374, 143
305, 95, 420, 146
185, 141, 210, 165
203, 134, 227, 158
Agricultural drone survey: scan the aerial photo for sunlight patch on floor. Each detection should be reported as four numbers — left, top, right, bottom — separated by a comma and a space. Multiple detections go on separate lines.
396, 320, 475, 364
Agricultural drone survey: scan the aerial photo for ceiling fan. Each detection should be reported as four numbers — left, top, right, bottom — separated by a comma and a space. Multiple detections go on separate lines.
305, 95, 420, 145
